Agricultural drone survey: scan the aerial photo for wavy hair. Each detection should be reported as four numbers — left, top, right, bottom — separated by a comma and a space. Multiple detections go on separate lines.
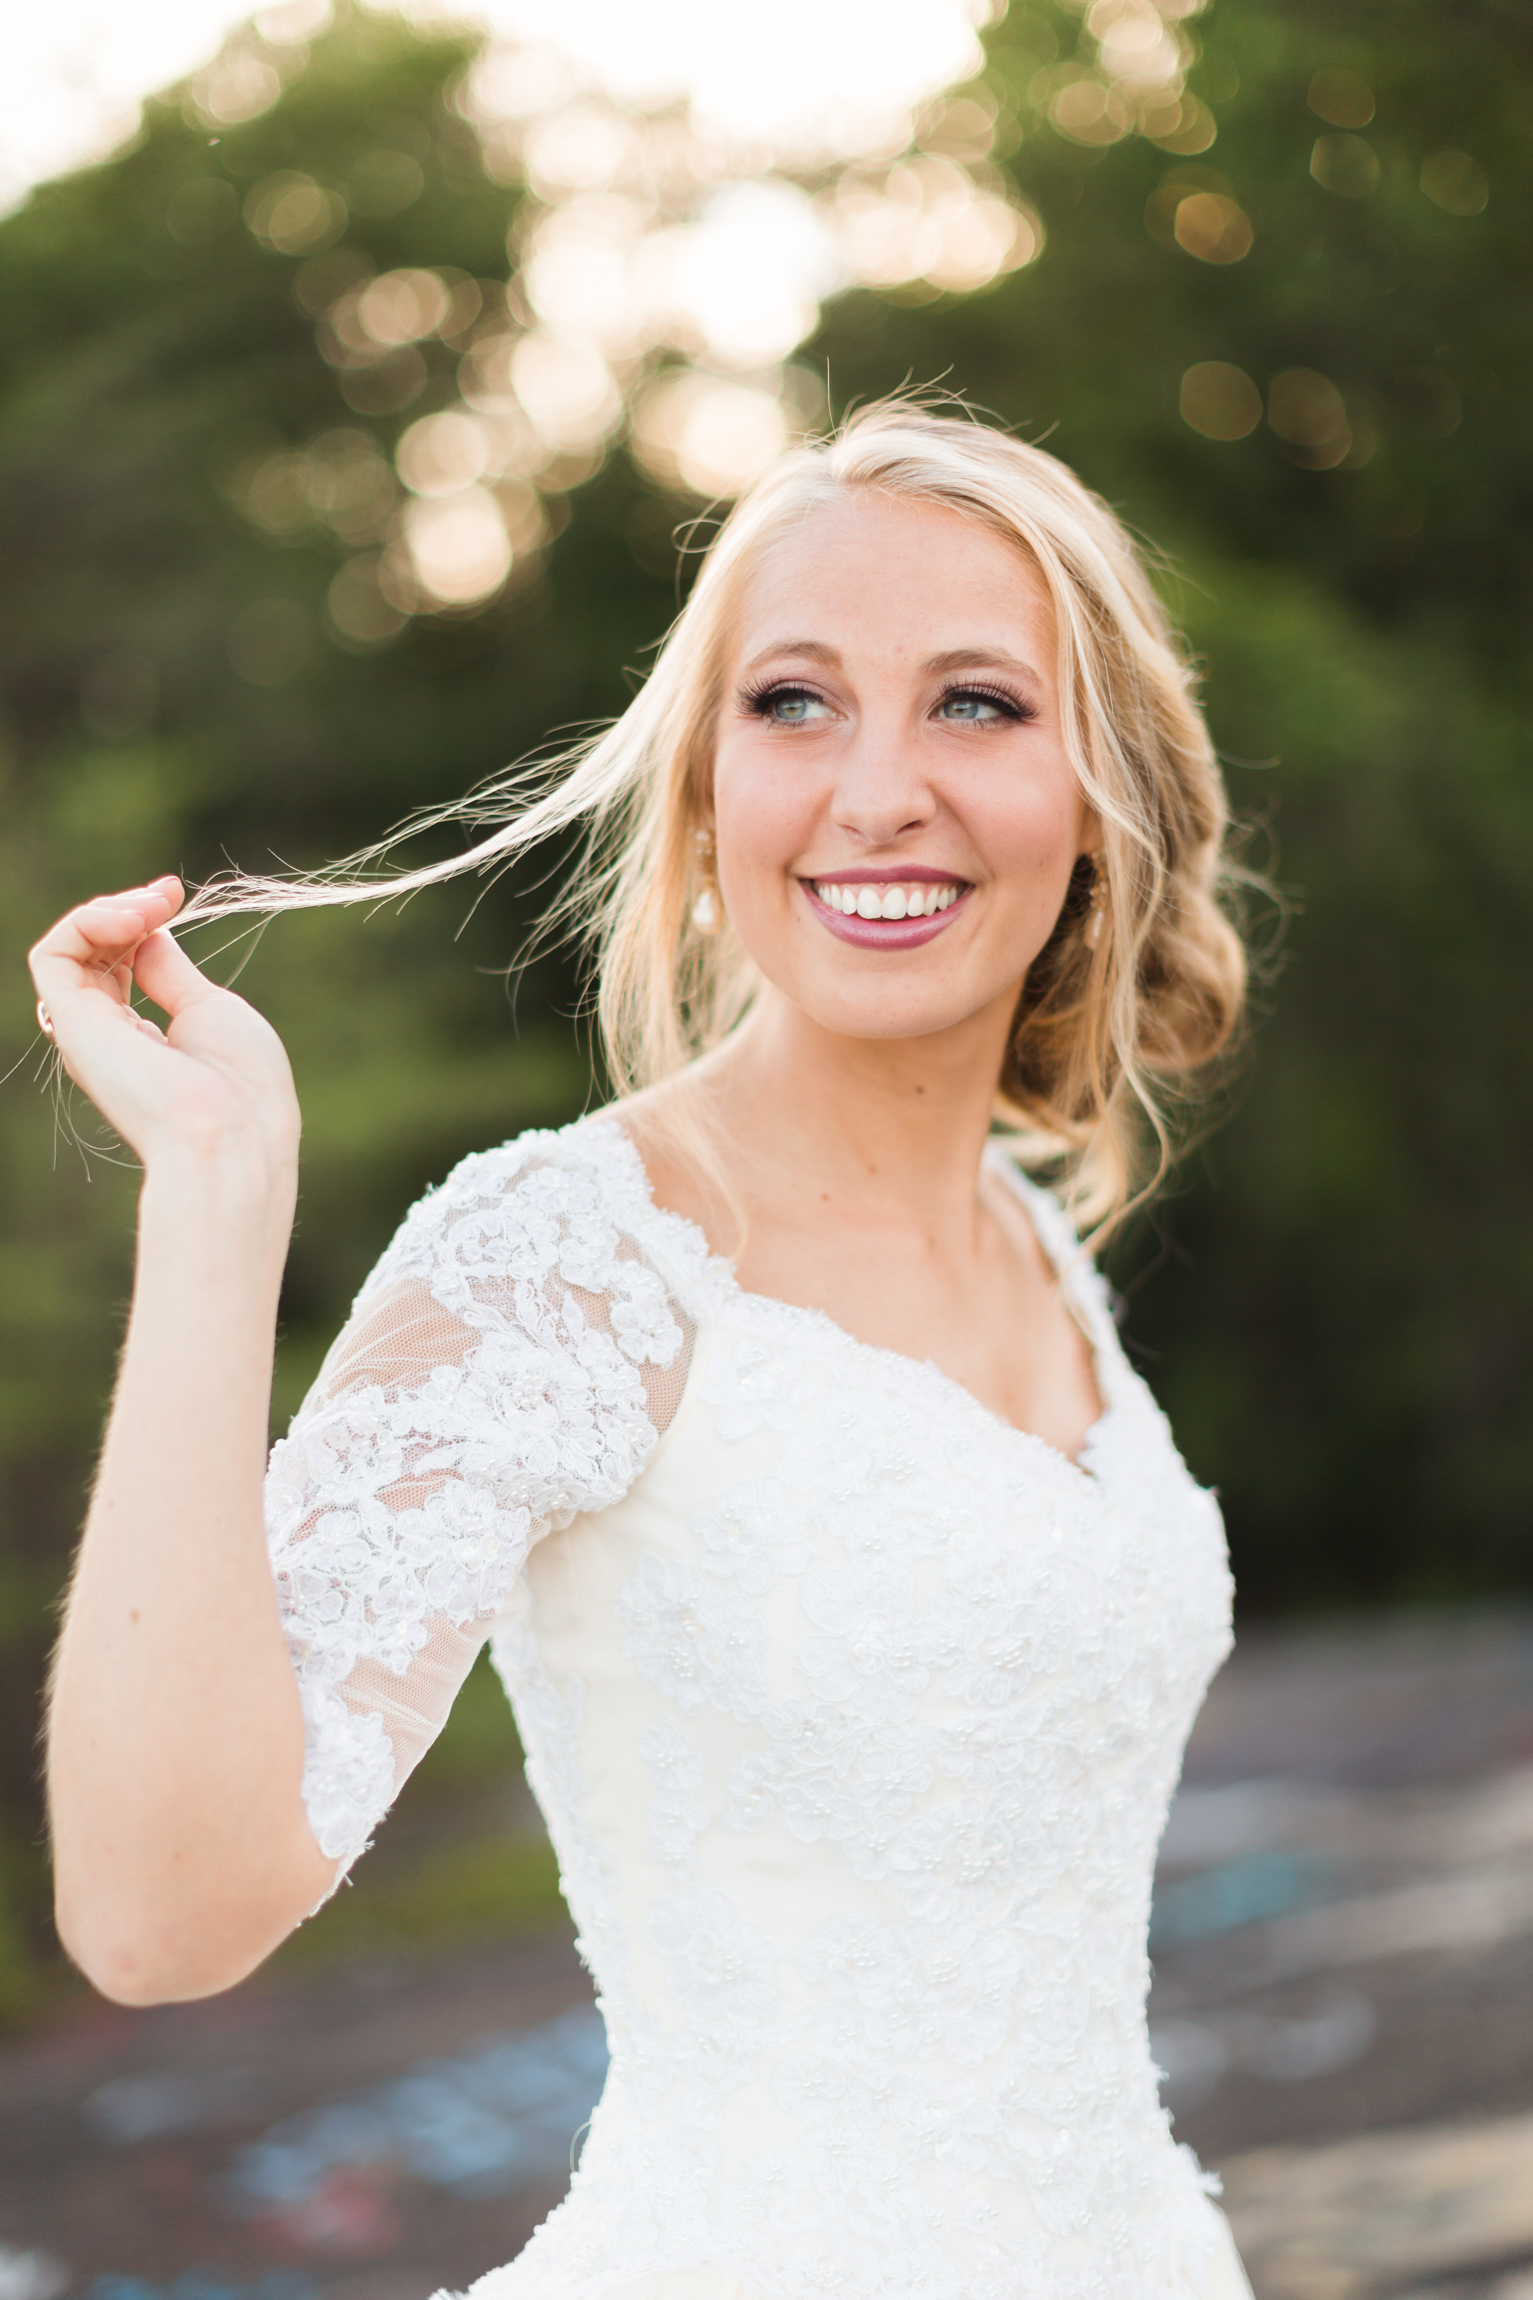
184, 399, 1248, 1236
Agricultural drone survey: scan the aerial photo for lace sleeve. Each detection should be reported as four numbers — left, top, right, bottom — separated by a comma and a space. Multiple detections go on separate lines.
264, 1142, 694, 1883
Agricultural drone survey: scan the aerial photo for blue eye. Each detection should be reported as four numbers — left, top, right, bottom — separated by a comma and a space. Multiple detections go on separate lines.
748, 685, 831, 725
937, 688, 1019, 724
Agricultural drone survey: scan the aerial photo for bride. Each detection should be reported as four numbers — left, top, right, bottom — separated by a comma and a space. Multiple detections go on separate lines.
30, 403, 1254, 2298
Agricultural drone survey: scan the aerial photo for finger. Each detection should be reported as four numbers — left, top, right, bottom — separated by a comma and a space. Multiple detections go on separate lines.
32, 910, 149, 987
31, 878, 183, 965
28, 885, 182, 1005
131, 927, 226, 1020
27, 880, 190, 1058
110, 875, 185, 925
48, 903, 150, 954
29, 947, 140, 1052
74, 878, 182, 942
29, 936, 138, 1033
77, 876, 181, 912
29, 940, 124, 1020
84, 875, 182, 907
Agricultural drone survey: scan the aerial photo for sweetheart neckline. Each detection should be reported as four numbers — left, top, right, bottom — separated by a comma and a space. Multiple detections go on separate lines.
581, 1118, 1117, 1485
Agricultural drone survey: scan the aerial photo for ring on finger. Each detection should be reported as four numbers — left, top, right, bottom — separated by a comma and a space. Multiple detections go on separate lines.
36, 1000, 56, 1042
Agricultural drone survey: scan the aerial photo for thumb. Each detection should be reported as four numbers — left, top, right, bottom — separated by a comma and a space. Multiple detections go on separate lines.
132, 926, 225, 1020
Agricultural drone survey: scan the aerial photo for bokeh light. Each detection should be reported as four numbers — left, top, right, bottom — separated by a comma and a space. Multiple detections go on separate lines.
1180, 361, 1262, 441
1421, 147, 1490, 215
414, 0, 995, 161
1173, 190, 1253, 263
2, 0, 331, 211
8, 0, 1234, 632
1306, 67, 1375, 129
404, 489, 514, 604
243, 170, 348, 253
632, 372, 792, 498
4, 0, 992, 214
1310, 133, 1382, 200
1267, 367, 1352, 467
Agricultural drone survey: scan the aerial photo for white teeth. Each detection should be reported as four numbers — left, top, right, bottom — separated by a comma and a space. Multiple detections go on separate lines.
811, 879, 962, 917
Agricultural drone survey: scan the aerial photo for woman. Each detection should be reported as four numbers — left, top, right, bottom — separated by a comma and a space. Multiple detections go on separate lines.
30, 404, 1253, 2298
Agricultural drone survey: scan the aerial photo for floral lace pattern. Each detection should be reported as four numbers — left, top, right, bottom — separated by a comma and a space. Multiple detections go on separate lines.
636, 1715, 710, 1871
265, 1121, 1241, 2297
265, 1136, 695, 1868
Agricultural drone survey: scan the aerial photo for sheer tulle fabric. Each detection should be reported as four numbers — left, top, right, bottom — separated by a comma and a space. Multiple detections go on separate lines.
264, 1122, 1253, 2299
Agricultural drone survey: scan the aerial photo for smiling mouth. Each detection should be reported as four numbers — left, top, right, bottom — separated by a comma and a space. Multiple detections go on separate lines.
799, 874, 973, 948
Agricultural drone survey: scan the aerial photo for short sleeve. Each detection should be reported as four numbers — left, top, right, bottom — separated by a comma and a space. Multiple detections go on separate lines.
264, 1138, 695, 1884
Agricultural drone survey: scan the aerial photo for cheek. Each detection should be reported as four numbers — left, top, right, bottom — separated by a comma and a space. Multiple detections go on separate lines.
978, 773, 1086, 887
712, 742, 816, 894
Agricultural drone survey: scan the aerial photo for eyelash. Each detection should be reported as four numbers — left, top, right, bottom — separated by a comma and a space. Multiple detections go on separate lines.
942, 682, 1034, 724
740, 679, 1036, 724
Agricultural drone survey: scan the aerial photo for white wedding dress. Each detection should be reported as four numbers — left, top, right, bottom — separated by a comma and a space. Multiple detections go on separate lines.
264, 1118, 1253, 2300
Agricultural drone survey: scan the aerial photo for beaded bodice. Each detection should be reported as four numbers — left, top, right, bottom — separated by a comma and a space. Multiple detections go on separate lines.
264, 1119, 1235, 2300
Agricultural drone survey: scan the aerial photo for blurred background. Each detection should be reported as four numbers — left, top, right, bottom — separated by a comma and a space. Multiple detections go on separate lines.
1, 0, 1531, 2293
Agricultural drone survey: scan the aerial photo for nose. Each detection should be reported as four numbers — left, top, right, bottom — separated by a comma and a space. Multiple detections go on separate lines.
830, 723, 937, 849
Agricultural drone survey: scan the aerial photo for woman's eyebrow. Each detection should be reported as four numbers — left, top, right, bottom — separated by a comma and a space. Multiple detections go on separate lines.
737, 640, 841, 677
736, 641, 1043, 682
924, 646, 1043, 682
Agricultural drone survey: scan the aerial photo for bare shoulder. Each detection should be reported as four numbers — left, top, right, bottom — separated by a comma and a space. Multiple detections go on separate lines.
975, 1153, 1062, 1290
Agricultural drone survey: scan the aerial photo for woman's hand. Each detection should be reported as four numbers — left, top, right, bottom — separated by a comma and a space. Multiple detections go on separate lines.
27, 876, 300, 1180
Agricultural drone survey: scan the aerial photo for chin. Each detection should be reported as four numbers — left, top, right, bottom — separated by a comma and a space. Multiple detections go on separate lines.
793, 989, 988, 1045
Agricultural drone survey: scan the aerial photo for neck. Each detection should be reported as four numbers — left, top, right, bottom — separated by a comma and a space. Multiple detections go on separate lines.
698, 983, 1018, 1237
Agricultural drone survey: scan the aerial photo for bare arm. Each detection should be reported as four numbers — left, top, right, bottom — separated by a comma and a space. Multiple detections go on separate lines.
30, 880, 335, 2005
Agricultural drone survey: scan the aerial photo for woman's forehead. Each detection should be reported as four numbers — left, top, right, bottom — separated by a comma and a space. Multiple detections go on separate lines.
729, 489, 1055, 663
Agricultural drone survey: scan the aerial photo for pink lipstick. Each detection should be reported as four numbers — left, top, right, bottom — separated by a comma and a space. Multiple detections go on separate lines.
798, 869, 973, 951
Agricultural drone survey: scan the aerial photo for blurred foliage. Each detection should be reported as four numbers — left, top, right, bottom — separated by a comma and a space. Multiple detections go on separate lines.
277, 1829, 566, 1968
0, 0, 1528, 2009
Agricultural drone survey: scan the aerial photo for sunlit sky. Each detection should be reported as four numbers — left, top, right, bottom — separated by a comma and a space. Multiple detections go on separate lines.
2, 0, 992, 213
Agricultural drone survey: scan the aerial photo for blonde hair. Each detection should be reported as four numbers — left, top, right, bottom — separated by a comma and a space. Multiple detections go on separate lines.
185, 398, 1247, 1236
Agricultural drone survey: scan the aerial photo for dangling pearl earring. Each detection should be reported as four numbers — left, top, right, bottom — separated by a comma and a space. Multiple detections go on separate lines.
692, 826, 721, 936
1085, 858, 1108, 949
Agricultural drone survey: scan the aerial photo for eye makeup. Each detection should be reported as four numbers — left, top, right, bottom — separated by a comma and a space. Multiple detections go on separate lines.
737, 675, 1038, 726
